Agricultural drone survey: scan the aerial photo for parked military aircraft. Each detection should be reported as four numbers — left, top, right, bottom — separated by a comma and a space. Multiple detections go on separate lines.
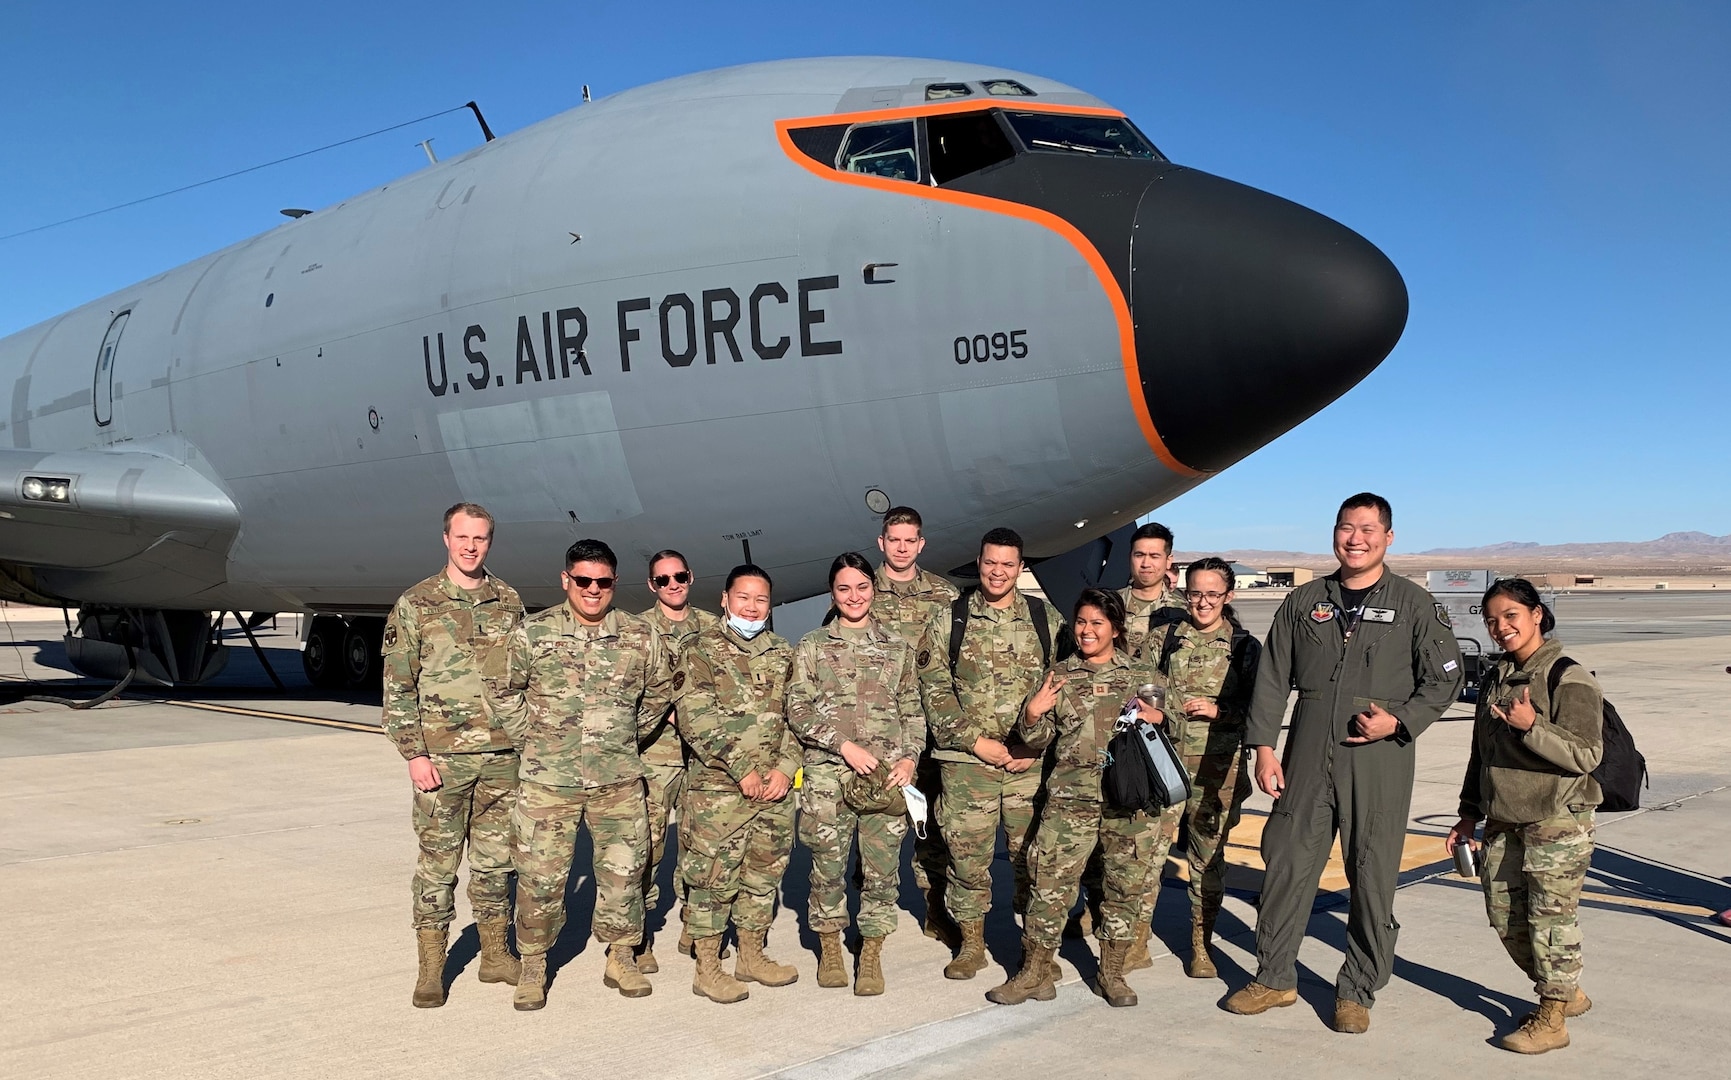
0, 57, 1406, 688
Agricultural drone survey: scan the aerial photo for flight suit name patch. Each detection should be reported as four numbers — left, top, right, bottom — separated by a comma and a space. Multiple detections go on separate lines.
1364, 607, 1396, 623
1310, 602, 1337, 623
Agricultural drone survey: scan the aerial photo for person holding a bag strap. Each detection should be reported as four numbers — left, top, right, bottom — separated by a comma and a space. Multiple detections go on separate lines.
987, 588, 1158, 1010
1447, 578, 1602, 1055
1135, 556, 1262, 981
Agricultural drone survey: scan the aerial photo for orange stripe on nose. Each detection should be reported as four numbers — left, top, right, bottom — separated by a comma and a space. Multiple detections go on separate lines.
774, 104, 1205, 479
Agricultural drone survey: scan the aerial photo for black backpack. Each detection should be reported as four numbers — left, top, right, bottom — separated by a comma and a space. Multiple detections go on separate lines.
947, 590, 1068, 673
1545, 657, 1648, 813
1104, 711, 1191, 812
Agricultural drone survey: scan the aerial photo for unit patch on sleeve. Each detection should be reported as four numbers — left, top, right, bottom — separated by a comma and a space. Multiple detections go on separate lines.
1434, 603, 1453, 628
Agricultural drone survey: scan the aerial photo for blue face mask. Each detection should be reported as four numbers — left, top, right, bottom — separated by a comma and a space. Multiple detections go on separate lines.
727, 613, 768, 639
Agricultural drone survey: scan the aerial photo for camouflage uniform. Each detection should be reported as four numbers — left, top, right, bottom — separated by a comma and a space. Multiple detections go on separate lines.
382, 569, 525, 931
1118, 584, 1189, 662
928, 588, 1067, 922
1139, 617, 1259, 926
674, 624, 800, 937
492, 606, 676, 955
871, 565, 961, 894
787, 620, 925, 938
1460, 639, 1603, 1001
1078, 584, 1192, 911
638, 605, 722, 921
1016, 650, 1162, 948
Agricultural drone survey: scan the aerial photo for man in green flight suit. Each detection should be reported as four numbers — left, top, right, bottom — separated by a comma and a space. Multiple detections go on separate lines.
1225, 493, 1463, 1033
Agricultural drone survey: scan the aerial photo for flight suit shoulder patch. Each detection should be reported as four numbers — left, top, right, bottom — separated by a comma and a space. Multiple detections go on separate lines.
1310, 601, 1337, 623
1434, 603, 1452, 628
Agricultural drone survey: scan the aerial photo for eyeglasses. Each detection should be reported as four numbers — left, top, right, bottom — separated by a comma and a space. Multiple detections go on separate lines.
566, 574, 616, 590
1185, 590, 1228, 602
651, 571, 692, 588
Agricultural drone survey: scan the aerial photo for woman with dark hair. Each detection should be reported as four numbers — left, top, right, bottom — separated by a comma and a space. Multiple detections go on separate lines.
1447, 578, 1602, 1055
674, 564, 800, 1004
786, 552, 924, 996
987, 587, 1158, 1009
1130, 556, 1261, 980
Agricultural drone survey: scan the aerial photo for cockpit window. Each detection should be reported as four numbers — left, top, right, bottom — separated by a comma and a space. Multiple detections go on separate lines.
927, 111, 1016, 185
1003, 111, 1163, 160
925, 82, 973, 101
982, 79, 1035, 96
838, 120, 919, 181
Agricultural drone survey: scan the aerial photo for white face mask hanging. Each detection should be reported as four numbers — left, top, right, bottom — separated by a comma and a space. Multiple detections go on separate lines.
901, 783, 929, 839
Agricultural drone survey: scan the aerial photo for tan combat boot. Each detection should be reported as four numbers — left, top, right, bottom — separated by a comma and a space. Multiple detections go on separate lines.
513, 953, 547, 1011
678, 914, 727, 959
735, 929, 799, 987
922, 887, 960, 948
1501, 998, 1570, 1054
1124, 923, 1153, 972
603, 942, 653, 998
412, 927, 447, 1008
476, 918, 521, 985
943, 919, 989, 980
854, 935, 887, 996
816, 931, 849, 988
1186, 916, 1217, 979
1333, 998, 1370, 1033
1224, 981, 1299, 1014
1521, 986, 1591, 1023
691, 936, 749, 1004
1096, 939, 1138, 1007
636, 932, 659, 975
986, 937, 1057, 1005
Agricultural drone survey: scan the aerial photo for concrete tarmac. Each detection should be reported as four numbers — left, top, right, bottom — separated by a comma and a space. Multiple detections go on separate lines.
2, 596, 1729, 1078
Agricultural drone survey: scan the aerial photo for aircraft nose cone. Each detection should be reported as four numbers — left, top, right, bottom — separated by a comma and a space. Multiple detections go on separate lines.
1130, 169, 1408, 473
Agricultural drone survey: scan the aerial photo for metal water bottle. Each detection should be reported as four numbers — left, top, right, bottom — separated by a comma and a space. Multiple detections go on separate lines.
1137, 683, 1166, 715
1453, 841, 1478, 879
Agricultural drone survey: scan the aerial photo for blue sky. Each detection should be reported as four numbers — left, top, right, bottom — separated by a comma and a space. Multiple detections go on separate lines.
3, 1, 1726, 552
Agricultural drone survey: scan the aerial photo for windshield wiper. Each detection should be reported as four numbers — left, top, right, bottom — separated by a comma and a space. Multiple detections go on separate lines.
1031, 138, 1099, 154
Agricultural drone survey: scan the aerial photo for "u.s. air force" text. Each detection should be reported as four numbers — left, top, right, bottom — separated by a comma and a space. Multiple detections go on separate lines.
421, 277, 841, 397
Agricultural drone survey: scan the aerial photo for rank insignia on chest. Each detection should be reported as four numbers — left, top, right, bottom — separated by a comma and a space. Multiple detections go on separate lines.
1310, 602, 1337, 623
1093, 683, 1111, 696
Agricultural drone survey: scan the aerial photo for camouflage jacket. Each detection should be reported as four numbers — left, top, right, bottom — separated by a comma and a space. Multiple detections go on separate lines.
381, 569, 524, 760
931, 588, 1068, 764
675, 624, 800, 792
1139, 617, 1259, 757
1119, 584, 1188, 660
1460, 637, 1604, 824
638, 605, 722, 768
786, 621, 924, 768
1018, 649, 1141, 803
492, 605, 676, 789
871, 565, 960, 644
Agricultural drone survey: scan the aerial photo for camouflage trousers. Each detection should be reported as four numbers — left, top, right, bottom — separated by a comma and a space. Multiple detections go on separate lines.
799, 762, 910, 938
679, 787, 795, 938
938, 760, 1042, 922
1482, 809, 1594, 1000
1152, 749, 1253, 922
1026, 797, 1161, 949
410, 749, 518, 930
643, 762, 686, 918
512, 778, 648, 955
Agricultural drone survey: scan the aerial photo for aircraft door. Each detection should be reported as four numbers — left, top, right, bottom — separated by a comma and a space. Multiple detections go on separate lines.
92, 310, 130, 427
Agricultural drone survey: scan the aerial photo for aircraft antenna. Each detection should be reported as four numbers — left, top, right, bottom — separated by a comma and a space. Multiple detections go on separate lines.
1, 103, 485, 243
464, 100, 496, 141
582, 85, 591, 103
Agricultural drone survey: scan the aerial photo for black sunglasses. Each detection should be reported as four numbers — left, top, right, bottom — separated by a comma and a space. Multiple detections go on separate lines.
651, 571, 692, 588
566, 574, 616, 590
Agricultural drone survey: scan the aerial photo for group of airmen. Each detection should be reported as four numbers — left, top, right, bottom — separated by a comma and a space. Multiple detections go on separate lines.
382, 492, 1602, 1055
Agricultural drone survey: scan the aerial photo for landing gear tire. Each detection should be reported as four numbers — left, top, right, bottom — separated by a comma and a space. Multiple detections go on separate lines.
302, 615, 347, 690
342, 618, 386, 689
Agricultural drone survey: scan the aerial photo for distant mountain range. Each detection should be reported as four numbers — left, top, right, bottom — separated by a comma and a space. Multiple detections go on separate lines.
1176, 532, 1731, 573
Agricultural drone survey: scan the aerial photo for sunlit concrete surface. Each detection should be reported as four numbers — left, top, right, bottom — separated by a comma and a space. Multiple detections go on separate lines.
2, 595, 1727, 1079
